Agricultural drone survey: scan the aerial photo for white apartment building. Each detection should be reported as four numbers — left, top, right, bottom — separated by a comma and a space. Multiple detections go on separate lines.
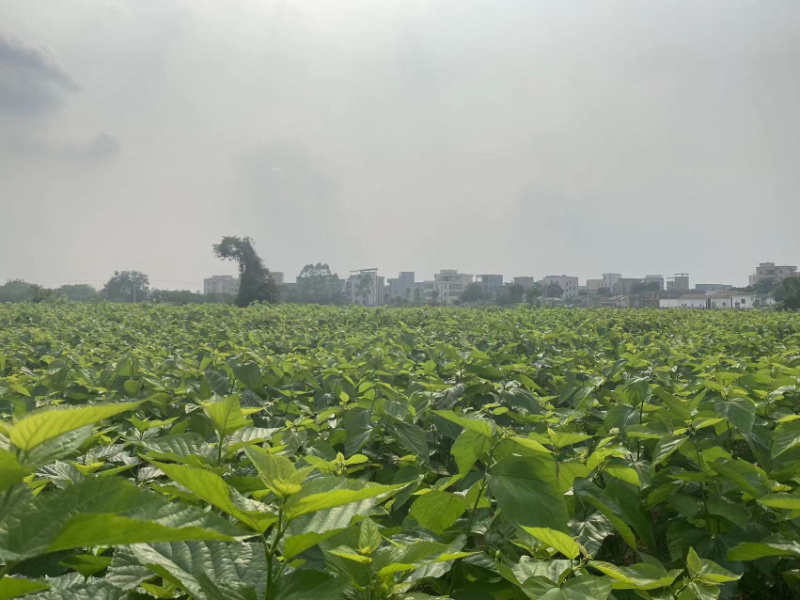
602, 273, 622, 291
541, 275, 579, 299
433, 270, 473, 304
476, 274, 504, 297
513, 276, 535, 288
387, 272, 415, 302
203, 275, 239, 296
347, 271, 384, 306
749, 262, 798, 286
271, 272, 284, 285
586, 278, 605, 291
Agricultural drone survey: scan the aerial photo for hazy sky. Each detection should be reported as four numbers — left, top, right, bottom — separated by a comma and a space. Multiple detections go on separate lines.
1, 1, 799, 290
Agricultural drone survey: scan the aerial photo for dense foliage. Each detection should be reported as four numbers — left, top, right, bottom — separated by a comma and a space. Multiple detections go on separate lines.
1, 304, 800, 599
213, 236, 279, 307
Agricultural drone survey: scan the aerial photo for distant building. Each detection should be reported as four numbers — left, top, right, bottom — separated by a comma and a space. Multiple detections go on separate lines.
602, 273, 622, 291
695, 283, 733, 293
601, 295, 630, 308
660, 291, 756, 310
513, 276, 535, 288
586, 278, 605, 292
612, 278, 645, 295
204, 275, 239, 296
477, 274, 504, 297
749, 262, 798, 286
644, 274, 664, 291
541, 275, 579, 299
347, 270, 384, 306
271, 272, 284, 285
433, 270, 473, 304
709, 291, 756, 310
387, 272, 415, 302
667, 273, 690, 291
659, 293, 709, 309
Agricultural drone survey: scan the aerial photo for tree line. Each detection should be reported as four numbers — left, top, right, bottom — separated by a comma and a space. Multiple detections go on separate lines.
3, 235, 800, 310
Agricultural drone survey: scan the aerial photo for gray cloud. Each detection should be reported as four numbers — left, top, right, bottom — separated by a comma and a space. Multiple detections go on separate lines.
7, 133, 120, 160
0, 33, 78, 115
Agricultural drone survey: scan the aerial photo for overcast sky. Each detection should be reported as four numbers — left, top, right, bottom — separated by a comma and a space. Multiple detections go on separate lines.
1, 1, 798, 290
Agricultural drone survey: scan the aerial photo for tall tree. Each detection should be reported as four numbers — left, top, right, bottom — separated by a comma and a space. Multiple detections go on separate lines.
544, 283, 564, 299
460, 282, 485, 303
56, 284, 98, 302
102, 271, 149, 303
525, 282, 543, 306
781, 277, 800, 311
0, 280, 39, 303
213, 236, 278, 307
497, 283, 524, 306
294, 263, 344, 304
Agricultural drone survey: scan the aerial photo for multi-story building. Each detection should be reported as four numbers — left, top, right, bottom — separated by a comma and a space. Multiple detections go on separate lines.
667, 273, 690, 291
203, 275, 239, 296
541, 275, 579, 299
586, 278, 605, 292
644, 274, 664, 291
433, 270, 473, 304
476, 274, 504, 297
513, 276, 535, 288
602, 273, 622, 291
695, 283, 733, 293
271, 272, 284, 285
347, 270, 384, 306
387, 272, 416, 302
749, 262, 798, 286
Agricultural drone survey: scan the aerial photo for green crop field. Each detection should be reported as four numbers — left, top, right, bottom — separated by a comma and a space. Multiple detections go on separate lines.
1, 304, 800, 600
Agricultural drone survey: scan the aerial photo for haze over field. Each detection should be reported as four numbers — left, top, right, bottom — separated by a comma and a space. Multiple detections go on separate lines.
1, 1, 799, 289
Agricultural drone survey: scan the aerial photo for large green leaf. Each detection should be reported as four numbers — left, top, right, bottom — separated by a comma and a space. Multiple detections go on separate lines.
9, 402, 140, 452
0, 476, 246, 561
488, 456, 569, 533
451, 429, 491, 474
588, 561, 682, 590
271, 570, 347, 600
522, 527, 581, 559
285, 477, 406, 519
128, 541, 266, 600
202, 395, 252, 438
409, 491, 467, 534
152, 460, 275, 532
0, 577, 49, 599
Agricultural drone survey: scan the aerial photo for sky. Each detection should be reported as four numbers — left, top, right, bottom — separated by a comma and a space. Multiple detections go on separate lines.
1, 0, 799, 290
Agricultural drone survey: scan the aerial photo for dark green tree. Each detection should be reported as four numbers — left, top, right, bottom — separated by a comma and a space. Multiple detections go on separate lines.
781, 277, 800, 311
544, 283, 564, 299
213, 236, 278, 307
460, 283, 485, 303
102, 271, 149, 303
293, 263, 344, 305
525, 282, 543, 306
497, 283, 524, 306
0, 280, 39, 303
56, 284, 98, 302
